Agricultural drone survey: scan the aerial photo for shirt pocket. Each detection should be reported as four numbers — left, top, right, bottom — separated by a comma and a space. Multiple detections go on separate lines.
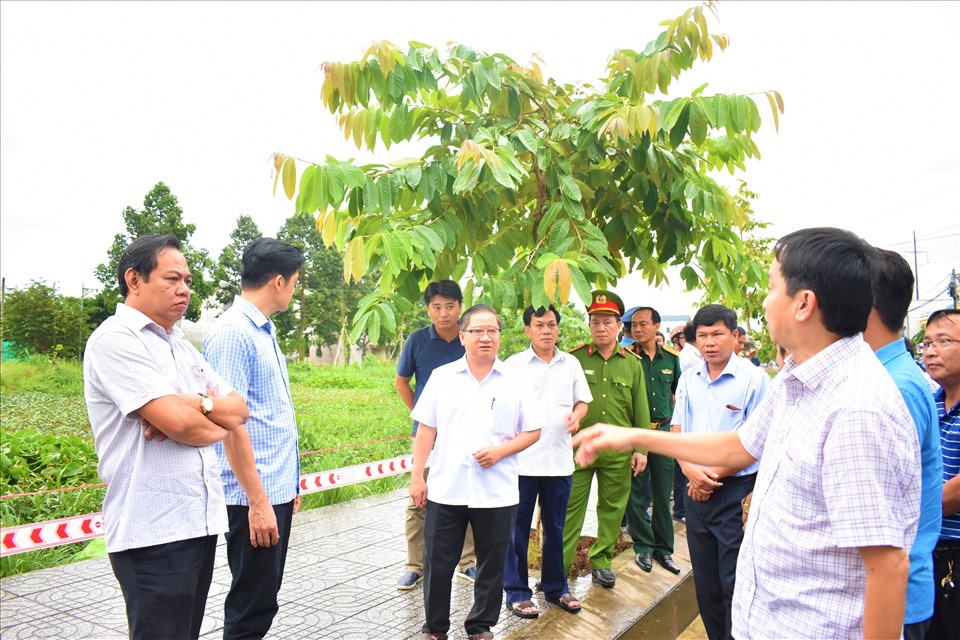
611, 375, 633, 404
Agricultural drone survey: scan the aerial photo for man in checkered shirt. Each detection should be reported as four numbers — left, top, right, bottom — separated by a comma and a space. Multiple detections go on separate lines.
573, 227, 922, 639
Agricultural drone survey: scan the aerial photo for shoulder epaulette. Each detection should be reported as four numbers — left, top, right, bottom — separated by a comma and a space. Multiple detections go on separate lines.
624, 347, 641, 359
663, 345, 680, 357
568, 343, 590, 353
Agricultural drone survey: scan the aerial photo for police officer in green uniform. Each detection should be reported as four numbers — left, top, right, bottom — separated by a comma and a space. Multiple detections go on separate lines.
623, 306, 682, 575
563, 291, 650, 589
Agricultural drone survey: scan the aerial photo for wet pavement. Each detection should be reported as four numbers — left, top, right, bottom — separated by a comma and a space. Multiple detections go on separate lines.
0, 485, 691, 639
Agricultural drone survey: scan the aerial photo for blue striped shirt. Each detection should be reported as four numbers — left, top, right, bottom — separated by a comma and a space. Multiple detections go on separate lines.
203, 297, 299, 505
936, 388, 960, 540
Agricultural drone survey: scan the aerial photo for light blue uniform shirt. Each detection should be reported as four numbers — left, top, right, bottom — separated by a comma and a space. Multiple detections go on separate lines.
876, 339, 942, 624
203, 296, 300, 506
671, 354, 768, 477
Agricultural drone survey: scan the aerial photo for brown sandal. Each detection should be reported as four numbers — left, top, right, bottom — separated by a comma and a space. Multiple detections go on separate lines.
509, 600, 540, 619
548, 592, 581, 613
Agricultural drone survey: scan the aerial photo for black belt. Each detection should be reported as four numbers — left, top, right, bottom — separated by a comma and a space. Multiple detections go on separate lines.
717, 472, 757, 488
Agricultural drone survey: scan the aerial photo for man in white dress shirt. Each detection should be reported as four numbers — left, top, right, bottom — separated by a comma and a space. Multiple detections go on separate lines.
410, 304, 543, 640
502, 305, 591, 618
84, 234, 255, 640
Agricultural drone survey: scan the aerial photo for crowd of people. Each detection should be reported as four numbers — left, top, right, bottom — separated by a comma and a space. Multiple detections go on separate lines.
82, 226, 958, 640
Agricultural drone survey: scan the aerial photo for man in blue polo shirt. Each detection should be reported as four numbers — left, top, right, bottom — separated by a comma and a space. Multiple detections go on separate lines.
863, 249, 941, 640
923, 307, 960, 639
396, 280, 477, 590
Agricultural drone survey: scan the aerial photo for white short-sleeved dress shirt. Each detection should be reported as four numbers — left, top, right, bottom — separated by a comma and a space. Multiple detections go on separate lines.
505, 347, 592, 476
84, 303, 232, 552
733, 335, 922, 638
411, 356, 545, 508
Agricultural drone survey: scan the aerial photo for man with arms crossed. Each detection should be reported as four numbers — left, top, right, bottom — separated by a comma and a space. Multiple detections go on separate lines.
863, 249, 941, 640
574, 227, 922, 639
396, 281, 477, 589
202, 238, 305, 639
84, 235, 253, 640
922, 307, 960, 639
503, 305, 591, 618
410, 305, 542, 640
671, 303, 768, 640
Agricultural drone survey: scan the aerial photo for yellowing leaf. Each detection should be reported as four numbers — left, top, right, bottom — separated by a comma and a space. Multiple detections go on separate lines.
765, 92, 780, 132
557, 260, 571, 303
343, 237, 366, 283
321, 209, 337, 246
281, 157, 296, 200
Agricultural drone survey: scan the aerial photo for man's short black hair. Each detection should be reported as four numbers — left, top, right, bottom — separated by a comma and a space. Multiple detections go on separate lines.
424, 280, 463, 305
523, 305, 561, 326
117, 234, 183, 297
736, 325, 747, 337
927, 308, 960, 327
870, 248, 914, 333
240, 238, 305, 290
631, 306, 661, 325
682, 321, 696, 344
692, 304, 738, 333
774, 227, 876, 337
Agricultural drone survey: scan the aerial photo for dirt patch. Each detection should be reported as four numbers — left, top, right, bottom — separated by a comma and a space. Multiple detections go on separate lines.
526, 530, 633, 577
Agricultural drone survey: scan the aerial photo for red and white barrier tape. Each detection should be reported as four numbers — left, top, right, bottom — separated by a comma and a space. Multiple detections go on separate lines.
1, 513, 104, 556
1, 454, 419, 557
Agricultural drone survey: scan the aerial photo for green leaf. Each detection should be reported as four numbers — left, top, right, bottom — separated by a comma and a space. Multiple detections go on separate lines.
382, 232, 407, 272
327, 163, 345, 207
404, 164, 422, 188
669, 103, 691, 149
558, 174, 581, 201
688, 100, 707, 146
452, 162, 481, 193
516, 128, 540, 153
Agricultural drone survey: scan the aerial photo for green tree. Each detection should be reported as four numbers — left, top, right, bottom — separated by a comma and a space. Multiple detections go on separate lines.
272, 3, 783, 343
95, 182, 214, 321
211, 215, 263, 308
1, 282, 89, 359
274, 214, 374, 361
698, 180, 776, 361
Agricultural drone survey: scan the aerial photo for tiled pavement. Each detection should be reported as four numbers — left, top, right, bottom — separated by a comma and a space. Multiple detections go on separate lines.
1, 485, 633, 639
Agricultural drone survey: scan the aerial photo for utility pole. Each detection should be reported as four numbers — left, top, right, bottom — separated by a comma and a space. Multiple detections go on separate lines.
951, 269, 959, 309
913, 232, 920, 299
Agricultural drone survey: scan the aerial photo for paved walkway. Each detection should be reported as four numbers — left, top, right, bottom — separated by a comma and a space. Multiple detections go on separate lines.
1, 484, 691, 639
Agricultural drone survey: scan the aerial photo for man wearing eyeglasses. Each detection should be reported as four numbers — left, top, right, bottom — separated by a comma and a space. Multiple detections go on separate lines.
923, 307, 960, 639
562, 290, 650, 589
410, 304, 543, 640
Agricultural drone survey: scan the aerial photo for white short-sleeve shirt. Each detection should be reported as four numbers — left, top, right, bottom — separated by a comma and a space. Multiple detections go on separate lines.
84, 303, 232, 552
411, 356, 545, 508
505, 347, 592, 476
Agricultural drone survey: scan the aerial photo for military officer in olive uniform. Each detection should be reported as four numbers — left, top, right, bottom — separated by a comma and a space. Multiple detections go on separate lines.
563, 291, 651, 589
623, 306, 682, 575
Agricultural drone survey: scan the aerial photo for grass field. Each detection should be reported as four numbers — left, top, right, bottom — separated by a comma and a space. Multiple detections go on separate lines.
0, 356, 414, 577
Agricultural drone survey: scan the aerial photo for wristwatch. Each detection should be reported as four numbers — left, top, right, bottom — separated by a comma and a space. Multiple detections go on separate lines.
198, 393, 214, 416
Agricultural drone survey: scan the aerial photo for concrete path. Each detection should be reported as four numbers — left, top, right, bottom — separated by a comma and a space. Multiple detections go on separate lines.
1, 483, 692, 639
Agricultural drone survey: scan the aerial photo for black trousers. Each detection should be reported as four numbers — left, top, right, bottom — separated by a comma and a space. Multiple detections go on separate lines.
223, 500, 295, 640
422, 500, 516, 636
684, 473, 755, 640
928, 539, 960, 640
109, 535, 218, 640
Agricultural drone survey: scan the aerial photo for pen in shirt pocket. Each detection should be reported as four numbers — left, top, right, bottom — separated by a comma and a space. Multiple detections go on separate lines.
725, 404, 741, 412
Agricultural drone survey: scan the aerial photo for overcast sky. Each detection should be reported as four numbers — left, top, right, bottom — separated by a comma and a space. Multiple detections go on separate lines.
2, 1, 957, 333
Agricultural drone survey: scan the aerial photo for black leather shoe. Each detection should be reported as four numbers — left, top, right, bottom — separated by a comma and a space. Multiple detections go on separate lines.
635, 552, 653, 572
653, 551, 681, 575
591, 568, 616, 588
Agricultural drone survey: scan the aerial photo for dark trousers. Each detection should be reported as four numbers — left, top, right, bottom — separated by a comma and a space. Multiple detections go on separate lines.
223, 500, 295, 640
109, 535, 218, 640
504, 475, 572, 603
684, 473, 755, 640
673, 461, 686, 519
627, 441, 675, 556
928, 539, 960, 639
423, 500, 516, 636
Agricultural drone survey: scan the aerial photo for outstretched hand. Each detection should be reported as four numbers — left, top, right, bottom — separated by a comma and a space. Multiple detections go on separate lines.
571, 424, 637, 466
